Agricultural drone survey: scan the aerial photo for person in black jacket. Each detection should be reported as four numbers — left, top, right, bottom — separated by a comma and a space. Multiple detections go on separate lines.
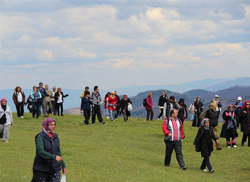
115, 91, 120, 118
54, 87, 69, 116
178, 98, 188, 124
80, 91, 91, 125
31, 118, 67, 181
205, 102, 222, 150
192, 97, 203, 127
157, 91, 168, 120
220, 104, 238, 148
194, 118, 218, 173
163, 96, 180, 119
120, 95, 132, 121
238, 100, 250, 146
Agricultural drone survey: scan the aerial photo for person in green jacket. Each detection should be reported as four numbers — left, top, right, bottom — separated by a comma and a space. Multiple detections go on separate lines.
31, 118, 67, 182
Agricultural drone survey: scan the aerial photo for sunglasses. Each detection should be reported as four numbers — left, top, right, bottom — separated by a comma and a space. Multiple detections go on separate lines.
246, 104, 250, 105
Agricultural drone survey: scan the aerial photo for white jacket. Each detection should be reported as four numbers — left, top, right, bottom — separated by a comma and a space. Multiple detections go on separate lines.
0, 105, 13, 126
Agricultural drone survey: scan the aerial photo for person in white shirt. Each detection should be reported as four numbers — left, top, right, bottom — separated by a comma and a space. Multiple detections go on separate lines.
12, 86, 25, 118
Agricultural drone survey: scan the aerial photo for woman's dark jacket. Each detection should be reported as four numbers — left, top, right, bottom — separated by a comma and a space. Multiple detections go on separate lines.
194, 127, 217, 156
194, 101, 203, 114
220, 110, 238, 138
158, 96, 167, 107
33, 132, 62, 172
205, 109, 219, 127
238, 108, 250, 133
80, 97, 91, 110
54, 92, 69, 103
120, 98, 132, 116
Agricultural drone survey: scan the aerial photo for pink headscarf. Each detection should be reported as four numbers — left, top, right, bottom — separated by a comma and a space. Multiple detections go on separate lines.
227, 104, 233, 110
1, 97, 7, 105
42, 118, 56, 137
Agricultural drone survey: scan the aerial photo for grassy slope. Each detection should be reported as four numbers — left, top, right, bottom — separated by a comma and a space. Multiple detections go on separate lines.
0, 113, 249, 182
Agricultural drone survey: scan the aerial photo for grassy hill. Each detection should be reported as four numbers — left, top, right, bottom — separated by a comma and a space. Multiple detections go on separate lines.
1, 113, 249, 182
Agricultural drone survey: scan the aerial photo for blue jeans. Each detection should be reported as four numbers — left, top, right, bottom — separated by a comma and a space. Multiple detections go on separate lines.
109, 110, 114, 120
190, 113, 195, 121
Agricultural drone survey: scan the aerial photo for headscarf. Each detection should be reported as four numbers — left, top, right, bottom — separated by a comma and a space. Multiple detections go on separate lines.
1, 97, 7, 105
201, 118, 210, 130
243, 100, 250, 111
227, 104, 233, 110
42, 118, 56, 138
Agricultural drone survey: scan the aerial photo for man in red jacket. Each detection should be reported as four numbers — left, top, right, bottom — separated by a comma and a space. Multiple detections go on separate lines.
162, 109, 186, 170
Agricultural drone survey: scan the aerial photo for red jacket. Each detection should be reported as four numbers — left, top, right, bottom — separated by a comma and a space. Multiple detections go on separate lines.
108, 96, 117, 111
146, 97, 153, 110
162, 118, 185, 140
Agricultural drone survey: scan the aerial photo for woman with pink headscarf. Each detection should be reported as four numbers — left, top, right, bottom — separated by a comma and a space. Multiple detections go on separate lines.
238, 100, 250, 146
220, 104, 238, 148
31, 118, 67, 182
0, 98, 13, 143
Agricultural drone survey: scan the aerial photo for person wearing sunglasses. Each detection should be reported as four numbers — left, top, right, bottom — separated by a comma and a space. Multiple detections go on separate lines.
238, 100, 250, 146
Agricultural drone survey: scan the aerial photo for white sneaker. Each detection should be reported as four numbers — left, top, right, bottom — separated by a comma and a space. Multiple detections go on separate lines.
202, 169, 207, 172
157, 118, 160, 120
107, 116, 109, 119
233, 145, 237, 148
21, 116, 24, 118
227, 146, 231, 148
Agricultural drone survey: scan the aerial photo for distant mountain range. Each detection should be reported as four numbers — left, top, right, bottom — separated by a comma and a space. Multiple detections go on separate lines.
1, 77, 249, 117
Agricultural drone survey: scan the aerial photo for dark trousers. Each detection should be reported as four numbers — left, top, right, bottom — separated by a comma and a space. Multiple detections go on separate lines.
158, 108, 164, 119
146, 109, 154, 120
16, 102, 24, 117
92, 105, 103, 123
83, 109, 90, 124
57, 103, 63, 115
242, 132, 250, 146
201, 156, 212, 171
164, 140, 185, 168
51, 101, 56, 115
31, 170, 60, 182
226, 128, 236, 145
32, 102, 40, 118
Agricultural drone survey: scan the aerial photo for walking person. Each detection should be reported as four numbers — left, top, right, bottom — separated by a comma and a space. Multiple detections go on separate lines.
108, 91, 117, 121
193, 118, 218, 173
0, 98, 13, 143
54, 87, 69, 116
114, 91, 120, 118
163, 96, 180, 119
192, 97, 203, 127
220, 104, 238, 148
12, 86, 25, 118
234, 97, 243, 128
162, 109, 186, 170
188, 100, 196, 121
205, 102, 222, 150
104, 92, 111, 119
25, 95, 33, 113
45, 84, 52, 115
145, 92, 154, 120
238, 100, 250, 146
79, 86, 89, 98
178, 98, 187, 124
90, 86, 105, 124
157, 91, 168, 120
37, 82, 49, 117
51, 86, 57, 115
31, 118, 67, 182
120, 95, 132, 121
80, 91, 91, 125
31, 86, 42, 118
211, 95, 222, 117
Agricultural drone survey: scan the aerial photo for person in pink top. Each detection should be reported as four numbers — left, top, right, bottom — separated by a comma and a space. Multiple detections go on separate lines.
108, 91, 117, 121
146, 92, 154, 120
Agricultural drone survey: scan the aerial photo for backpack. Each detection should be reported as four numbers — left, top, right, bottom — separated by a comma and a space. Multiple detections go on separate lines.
143, 98, 147, 107
199, 109, 208, 121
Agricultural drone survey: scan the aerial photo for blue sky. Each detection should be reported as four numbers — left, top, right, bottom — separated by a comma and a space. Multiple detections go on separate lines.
1, 0, 250, 90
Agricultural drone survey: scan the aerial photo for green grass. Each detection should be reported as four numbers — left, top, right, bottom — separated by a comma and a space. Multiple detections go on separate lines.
0, 113, 249, 182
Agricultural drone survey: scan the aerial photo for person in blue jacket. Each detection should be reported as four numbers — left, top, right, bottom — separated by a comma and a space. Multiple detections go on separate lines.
80, 91, 91, 125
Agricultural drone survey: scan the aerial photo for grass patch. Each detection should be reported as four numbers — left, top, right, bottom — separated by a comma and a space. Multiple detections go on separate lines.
0, 113, 249, 182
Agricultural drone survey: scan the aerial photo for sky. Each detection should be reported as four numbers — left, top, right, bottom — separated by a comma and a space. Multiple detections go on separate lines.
1, 0, 250, 91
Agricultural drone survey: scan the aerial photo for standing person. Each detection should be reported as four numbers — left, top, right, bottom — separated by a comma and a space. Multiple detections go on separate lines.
238, 100, 250, 146
157, 91, 168, 120
163, 96, 180, 119
25, 95, 33, 113
205, 102, 222, 150
104, 92, 111, 119
120, 95, 132, 121
108, 91, 117, 121
192, 97, 204, 127
31, 86, 42, 118
178, 98, 187, 124
80, 91, 91, 125
0, 98, 13, 143
45, 84, 52, 115
79, 86, 89, 98
90, 86, 105, 124
12, 86, 25, 118
234, 96, 243, 128
189, 100, 196, 121
114, 91, 120, 118
220, 104, 238, 148
211, 95, 222, 116
145, 92, 154, 121
193, 118, 218, 173
162, 109, 186, 170
31, 118, 67, 182
54, 87, 69, 116
37, 82, 49, 117
50, 86, 57, 115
